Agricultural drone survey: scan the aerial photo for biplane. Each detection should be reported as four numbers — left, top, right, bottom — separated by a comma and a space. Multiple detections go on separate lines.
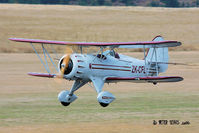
9, 35, 183, 107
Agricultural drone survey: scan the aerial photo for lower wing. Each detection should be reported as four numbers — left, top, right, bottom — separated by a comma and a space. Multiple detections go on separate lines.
27, 73, 183, 84
106, 76, 183, 83
28, 72, 56, 78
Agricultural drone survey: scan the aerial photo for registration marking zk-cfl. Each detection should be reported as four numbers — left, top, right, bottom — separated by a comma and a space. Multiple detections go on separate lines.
132, 65, 146, 73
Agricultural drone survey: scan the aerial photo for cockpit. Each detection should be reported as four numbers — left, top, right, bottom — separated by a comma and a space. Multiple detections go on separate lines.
108, 50, 120, 59
97, 50, 120, 60
71, 46, 120, 59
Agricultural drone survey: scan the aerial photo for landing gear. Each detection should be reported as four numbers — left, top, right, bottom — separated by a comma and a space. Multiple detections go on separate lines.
58, 90, 77, 107
58, 80, 88, 107
90, 77, 116, 107
99, 102, 109, 107
97, 91, 115, 107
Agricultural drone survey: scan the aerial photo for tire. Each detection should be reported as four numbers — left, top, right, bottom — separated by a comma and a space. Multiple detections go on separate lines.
61, 102, 70, 106
99, 102, 109, 107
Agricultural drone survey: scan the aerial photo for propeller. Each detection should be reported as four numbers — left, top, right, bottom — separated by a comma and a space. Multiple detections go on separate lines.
60, 54, 70, 76
55, 46, 73, 80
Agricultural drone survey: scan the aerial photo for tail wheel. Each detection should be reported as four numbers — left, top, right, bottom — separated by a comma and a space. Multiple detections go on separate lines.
99, 102, 109, 107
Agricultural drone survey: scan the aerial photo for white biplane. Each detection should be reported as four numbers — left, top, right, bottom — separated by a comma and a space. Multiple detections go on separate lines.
9, 35, 183, 107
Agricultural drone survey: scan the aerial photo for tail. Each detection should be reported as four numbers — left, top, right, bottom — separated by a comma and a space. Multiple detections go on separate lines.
145, 36, 169, 73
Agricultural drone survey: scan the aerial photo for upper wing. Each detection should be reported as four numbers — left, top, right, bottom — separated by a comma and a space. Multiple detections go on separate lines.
106, 76, 183, 83
9, 38, 181, 48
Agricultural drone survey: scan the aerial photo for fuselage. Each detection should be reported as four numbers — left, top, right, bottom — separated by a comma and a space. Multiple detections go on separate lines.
60, 52, 148, 81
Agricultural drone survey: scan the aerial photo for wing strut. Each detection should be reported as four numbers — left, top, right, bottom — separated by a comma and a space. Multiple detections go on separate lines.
30, 43, 59, 74
50, 45, 59, 59
143, 45, 147, 75
154, 47, 159, 76
42, 44, 50, 73
42, 44, 59, 72
30, 43, 50, 73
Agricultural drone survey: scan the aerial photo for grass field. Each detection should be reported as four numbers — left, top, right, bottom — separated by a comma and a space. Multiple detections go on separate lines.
0, 52, 199, 133
0, 4, 199, 52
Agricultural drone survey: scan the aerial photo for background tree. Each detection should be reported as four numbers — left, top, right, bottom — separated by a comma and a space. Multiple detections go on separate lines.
150, 0, 160, 7
161, 0, 179, 7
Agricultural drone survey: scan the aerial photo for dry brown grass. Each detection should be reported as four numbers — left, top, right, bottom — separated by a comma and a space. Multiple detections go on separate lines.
0, 4, 199, 53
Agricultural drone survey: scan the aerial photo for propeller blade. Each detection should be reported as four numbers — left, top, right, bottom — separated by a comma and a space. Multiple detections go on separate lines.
55, 46, 73, 80
60, 54, 70, 76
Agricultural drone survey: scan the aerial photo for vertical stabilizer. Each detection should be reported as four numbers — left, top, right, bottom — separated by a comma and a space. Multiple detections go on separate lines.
146, 36, 169, 73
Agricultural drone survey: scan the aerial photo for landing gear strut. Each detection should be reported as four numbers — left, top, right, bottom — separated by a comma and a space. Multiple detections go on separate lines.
58, 80, 88, 107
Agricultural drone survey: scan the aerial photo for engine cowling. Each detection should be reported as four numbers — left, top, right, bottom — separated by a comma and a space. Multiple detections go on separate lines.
58, 54, 90, 80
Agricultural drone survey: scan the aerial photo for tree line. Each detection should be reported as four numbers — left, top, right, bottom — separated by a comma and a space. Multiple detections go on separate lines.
0, 0, 199, 7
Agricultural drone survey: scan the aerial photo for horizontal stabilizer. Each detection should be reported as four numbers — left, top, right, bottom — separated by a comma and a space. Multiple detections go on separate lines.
106, 76, 183, 83
28, 72, 56, 78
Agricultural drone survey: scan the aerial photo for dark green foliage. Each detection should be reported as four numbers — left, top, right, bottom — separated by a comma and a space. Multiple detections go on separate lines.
124, 0, 135, 6
150, 0, 160, 7
160, 0, 179, 7
0, 0, 198, 7
196, 0, 199, 7
0, 0, 8, 3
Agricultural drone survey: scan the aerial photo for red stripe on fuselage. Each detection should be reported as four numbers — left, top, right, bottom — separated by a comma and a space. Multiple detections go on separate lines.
91, 67, 131, 72
91, 64, 131, 68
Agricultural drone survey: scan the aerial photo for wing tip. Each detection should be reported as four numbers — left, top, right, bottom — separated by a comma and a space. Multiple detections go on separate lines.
9, 38, 23, 42
152, 35, 182, 47
178, 42, 182, 46
178, 76, 184, 81
9, 38, 15, 41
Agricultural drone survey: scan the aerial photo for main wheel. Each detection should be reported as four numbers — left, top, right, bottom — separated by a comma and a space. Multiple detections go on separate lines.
99, 102, 109, 107
61, 102, 70, 106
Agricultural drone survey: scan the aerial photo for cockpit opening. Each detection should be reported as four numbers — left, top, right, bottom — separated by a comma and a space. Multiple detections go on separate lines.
109, 50, 120, 59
